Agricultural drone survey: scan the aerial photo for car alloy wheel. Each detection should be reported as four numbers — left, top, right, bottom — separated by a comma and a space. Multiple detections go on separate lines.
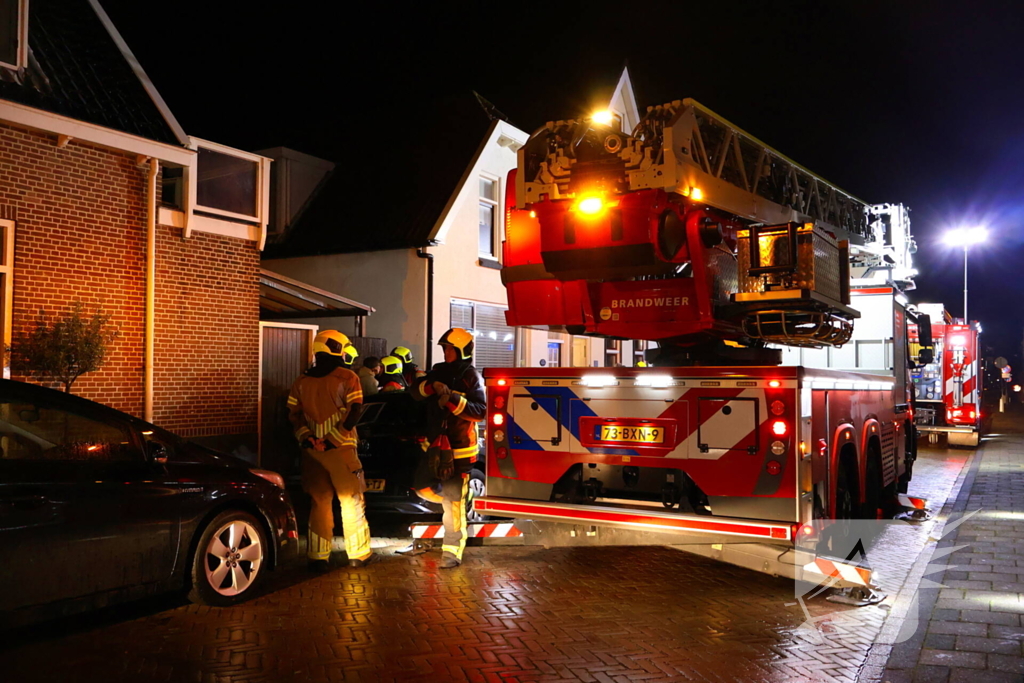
189, 510, 268, 606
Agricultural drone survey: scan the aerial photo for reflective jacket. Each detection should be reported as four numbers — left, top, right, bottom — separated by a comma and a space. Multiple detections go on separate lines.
287, 367, 363, 449
411, 360, 486, 459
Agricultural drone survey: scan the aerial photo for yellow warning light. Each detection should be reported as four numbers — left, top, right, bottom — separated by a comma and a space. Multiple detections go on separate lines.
592, 110, 614, 125
690, 187, 704, 202
577, 196, 605, 215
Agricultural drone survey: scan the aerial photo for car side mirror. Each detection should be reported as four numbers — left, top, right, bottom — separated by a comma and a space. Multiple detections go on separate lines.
148, 441, 168, 464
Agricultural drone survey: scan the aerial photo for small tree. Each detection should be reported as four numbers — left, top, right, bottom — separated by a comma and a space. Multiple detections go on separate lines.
11, 301, 119, 393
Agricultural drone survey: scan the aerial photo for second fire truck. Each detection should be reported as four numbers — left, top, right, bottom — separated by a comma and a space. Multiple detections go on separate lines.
911, 304, 983, 447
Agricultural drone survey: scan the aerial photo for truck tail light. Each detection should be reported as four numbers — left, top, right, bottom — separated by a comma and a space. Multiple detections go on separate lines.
970, 410, 976, 419
771, 420, 788, 437
768, 380, 781, 388
492, 412, 505, 426
497, 379, 507, 386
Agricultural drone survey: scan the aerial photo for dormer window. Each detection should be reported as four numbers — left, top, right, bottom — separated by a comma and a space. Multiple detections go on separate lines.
0, 0, 28, 71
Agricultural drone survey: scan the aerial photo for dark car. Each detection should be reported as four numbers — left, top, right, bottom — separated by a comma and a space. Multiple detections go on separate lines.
357, 392, 485, 519
0, 379, 298, 625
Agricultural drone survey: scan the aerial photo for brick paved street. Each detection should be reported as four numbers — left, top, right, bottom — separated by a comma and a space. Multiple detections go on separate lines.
0, 443, 977, 683
882, 404, 1024, 683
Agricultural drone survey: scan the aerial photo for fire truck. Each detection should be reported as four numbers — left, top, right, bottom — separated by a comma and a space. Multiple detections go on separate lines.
911, 304, 983, 447
467, 99, 929, 592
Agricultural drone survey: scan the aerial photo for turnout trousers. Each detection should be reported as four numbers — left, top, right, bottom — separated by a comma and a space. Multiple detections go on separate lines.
301, 446, 371, 563
440, 459, 474, 562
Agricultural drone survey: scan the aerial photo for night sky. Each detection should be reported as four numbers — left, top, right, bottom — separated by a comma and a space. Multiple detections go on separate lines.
103, 1, 1024, 364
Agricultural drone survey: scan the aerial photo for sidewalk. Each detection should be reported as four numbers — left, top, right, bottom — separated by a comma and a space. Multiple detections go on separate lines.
882, 403, 1024, 682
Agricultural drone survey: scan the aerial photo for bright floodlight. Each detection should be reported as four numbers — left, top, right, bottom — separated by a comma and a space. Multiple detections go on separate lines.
944, 226, 988, 247
591, 110, 614, 125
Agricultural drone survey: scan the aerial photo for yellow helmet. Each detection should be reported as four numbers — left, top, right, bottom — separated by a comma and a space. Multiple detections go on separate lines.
391, 346, 413, 365
381, 355, 404, 375
312, 330, 351, 357
439, 327, 474, 360
636, 360, 648, 368
341, 344, 359, 366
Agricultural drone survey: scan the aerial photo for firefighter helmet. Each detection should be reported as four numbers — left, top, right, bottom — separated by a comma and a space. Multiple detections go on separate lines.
312, 330, 350, 357
391, 346, 413, 365
341, 344, 359, 366
439, 327, 474, 361
381, 355, 404, 375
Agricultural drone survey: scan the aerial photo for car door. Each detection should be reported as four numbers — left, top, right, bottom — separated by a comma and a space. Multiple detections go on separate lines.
0, 390, 179, 611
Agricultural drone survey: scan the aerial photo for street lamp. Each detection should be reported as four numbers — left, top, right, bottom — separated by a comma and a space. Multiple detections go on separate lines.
943, 226, 988, 322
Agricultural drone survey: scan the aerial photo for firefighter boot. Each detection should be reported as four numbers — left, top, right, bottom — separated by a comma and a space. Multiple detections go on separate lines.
440, 552, 461, 569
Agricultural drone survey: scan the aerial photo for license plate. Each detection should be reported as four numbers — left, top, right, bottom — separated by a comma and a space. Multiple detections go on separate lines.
598, 425, 664, 444
364, 479, 386, 493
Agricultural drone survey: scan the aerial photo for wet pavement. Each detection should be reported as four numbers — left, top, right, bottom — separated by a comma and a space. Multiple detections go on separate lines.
0, 443, 976, 683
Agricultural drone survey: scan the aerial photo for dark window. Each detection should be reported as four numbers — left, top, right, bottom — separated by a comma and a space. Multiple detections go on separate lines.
547, 342, 562, 367
0, 0, 22, 68
0, 401, 139, 462
196, 148, 258, 217
605, 339, 621, 367
161, 166, 184, 209
479, 177, 498, 258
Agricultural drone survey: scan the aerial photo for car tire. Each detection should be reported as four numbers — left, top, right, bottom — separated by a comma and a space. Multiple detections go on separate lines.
466, 468, 486, 523
188, 510, 269, 607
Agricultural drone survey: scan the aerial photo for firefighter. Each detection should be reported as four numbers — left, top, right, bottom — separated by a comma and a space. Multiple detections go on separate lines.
357, 356, 381, 397
287, 330, 381, 571
379, 355, 407, 392
391, 346, 426, 386
410, 327, 486, 568
340, 343, 359, 370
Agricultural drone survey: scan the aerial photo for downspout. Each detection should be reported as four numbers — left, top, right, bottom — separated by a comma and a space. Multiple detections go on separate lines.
145, 158, 159, 422
417, 248, 434, 368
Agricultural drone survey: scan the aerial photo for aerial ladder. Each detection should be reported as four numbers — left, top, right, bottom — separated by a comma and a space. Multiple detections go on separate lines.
424, 98, 929, 599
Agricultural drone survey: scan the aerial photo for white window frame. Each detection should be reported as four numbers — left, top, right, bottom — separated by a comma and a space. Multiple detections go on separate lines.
189, 136, 271, 225
478, 173, 500, 260
0, 0, 29, 72
0, 219, 13, 378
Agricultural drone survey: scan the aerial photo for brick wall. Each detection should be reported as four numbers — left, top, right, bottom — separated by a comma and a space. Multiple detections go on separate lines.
153, 226, 259, 437
0, 122, 259, 438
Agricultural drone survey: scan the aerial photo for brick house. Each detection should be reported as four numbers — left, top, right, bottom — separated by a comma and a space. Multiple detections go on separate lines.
0, 0, 273, 453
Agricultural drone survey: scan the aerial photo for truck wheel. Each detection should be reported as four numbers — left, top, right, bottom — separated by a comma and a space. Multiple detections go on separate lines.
862, 453, 882, 519
189, 510, 268, 607
466, 468, 486, 523
818, 465, 856, 557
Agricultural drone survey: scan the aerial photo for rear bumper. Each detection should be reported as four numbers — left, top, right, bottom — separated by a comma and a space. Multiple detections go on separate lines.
474, 496, 794, 542
917, 425, 977, 434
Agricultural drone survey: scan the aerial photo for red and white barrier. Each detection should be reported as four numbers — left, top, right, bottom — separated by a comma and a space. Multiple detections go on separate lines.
411, 522, 523, 539
802, 557, 872, 586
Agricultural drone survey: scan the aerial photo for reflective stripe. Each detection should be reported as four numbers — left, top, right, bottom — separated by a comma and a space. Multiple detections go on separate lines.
346, 390, 363, 403
453, 445, 478, 459
287, 395, 299, 406
295, 426, 311, 440
450, 394, 467, 416
418, 381, 431, 397
307, 527, 332, 561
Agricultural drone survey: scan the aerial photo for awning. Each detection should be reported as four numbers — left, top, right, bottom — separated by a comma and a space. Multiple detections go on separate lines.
260, 269, 374, 320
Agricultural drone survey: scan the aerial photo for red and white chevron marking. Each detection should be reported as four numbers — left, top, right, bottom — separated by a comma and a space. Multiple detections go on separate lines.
897, 494, 927, 509
411, 522, 523, 539
802, 558, 872, 586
